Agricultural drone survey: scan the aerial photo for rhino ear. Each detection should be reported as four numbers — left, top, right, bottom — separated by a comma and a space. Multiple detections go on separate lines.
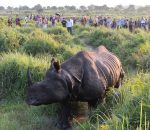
53, 61, 61, 72
50, 58, 55, 68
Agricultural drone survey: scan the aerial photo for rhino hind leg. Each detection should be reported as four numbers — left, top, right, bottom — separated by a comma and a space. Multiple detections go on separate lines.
114, 68, 125, 88
114, 78, 122, 88
88, 99, 99, 108
57, 102, 73, 130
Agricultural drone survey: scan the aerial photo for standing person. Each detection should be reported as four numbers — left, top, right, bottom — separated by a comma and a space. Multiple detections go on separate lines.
24, 15, 29, 28
116, 19, 121, 29
16, 15, 21, 27
141, 17, 146, 30
35, 15, 39, 27
61, 17, 67, 27
134, 19, 138, 28
107, 17, 112, 28
129, 18, 134, 32
8, 16, 13, 27
80, 16, 87, 26
98, 16, 104, 26
145, 19, 149, 31
70, 17, 74, 27
38, 16, 43, 28
51, 16, 56, 27
72, 16, 76, 24
43, 16, 48, 29
93, 16, 98, 27
138, 18, 141, 28
111, 18, 117, 29
88, 16, 93, 26
124, 18, 128, 28
29, 14, 33, 20
148, 17, 150, 31
66, 18, 73, 35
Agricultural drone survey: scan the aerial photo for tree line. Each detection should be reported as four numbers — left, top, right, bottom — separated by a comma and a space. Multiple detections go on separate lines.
0, 4, 150, 12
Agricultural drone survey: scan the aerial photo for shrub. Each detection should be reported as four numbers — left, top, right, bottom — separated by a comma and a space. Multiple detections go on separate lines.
17, 27, 35, 34
22, 39, 59, 56
22, 29, 83, 59
0, 52, 49, 99
0, 27, 27, 52
75, 73, 150, 130
44, 26, 68, 35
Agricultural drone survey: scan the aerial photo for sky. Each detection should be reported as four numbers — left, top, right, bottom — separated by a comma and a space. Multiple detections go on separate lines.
0, 0, 150, 8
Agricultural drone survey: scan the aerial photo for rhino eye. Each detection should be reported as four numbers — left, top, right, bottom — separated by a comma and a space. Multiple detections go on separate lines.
30, 97, 35, 100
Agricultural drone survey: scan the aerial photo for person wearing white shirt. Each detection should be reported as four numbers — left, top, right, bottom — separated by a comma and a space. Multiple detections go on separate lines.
66, 18, 73, 34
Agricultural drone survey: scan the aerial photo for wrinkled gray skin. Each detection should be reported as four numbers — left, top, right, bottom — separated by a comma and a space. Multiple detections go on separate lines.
26, 45, 124, 130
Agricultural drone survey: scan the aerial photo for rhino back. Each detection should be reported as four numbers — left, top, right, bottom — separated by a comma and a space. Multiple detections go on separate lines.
60, 46, 123, 100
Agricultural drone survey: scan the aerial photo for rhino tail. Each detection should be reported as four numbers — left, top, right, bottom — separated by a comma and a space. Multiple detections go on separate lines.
114, 68, 125, 88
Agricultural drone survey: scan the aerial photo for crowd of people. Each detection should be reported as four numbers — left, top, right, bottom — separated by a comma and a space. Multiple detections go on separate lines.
7, 14, 150, 33
7, 14, 74, 34
80, 16, 150, 32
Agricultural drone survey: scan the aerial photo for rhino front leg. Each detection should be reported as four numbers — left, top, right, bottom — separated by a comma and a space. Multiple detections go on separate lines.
57, 102, 73, 130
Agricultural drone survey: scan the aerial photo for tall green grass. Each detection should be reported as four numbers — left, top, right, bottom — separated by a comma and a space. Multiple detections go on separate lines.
0, 101, 58, 130
0, 20, 150, 130
74, 26, 150, 71
0, 52, 49, 99
74, 73, 150, 130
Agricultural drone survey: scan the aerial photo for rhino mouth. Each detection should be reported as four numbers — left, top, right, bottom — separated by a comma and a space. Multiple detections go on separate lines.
26, 99, 41, 106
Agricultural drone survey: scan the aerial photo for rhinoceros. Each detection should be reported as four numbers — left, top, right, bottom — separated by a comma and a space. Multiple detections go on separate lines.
26, 45, 124, 130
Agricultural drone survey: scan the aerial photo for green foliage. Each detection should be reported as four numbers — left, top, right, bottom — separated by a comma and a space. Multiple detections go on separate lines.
22, 30, 60, 56
0, 19, 150, 130
0, 17, 6, 30
0, 52, 49, 99
79, 27, 150, 71
22, 29, 82, 59
0, 27, 27, 52
74, 73, 150, 130
17, 27, 36, 34
44, 26, 68, 35
0, 101, 58, 130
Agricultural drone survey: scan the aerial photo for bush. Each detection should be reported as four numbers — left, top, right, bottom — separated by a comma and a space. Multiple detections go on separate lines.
80, 27, 150, 71
76, 73, 150, 130
0, 27, 27, 52
17, 27, 35, 34
44, 26, 68, 35
0, 17, 6, 30
22, 29, 83, 59
22, 38, 59, 56
0, 52, 49, 99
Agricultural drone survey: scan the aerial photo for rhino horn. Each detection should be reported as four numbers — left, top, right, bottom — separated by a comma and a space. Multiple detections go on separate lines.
27, 67, 33, 87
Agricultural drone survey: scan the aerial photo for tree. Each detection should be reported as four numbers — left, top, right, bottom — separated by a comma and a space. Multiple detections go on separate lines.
80, 5, 87, 10
14, 7, 19, 11
127, 5, 135, 11
88, 5, 95, 10
0, 6, 5, 10
115, 5, 124, 11
137, 5, 150, 13
64, 6, 76, 10
32, 4, 43, 14
70, 6, 76, 10
19, 6, 30, 10
43, 7, 46, 10
7, 6, 13, 11
101, 4, 108, 10
47, 6, 51, 10
51, 6, 57, 10
57, 6, 64, 10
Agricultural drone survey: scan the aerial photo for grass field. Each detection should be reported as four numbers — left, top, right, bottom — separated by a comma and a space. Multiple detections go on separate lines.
0, 19, 150, 130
